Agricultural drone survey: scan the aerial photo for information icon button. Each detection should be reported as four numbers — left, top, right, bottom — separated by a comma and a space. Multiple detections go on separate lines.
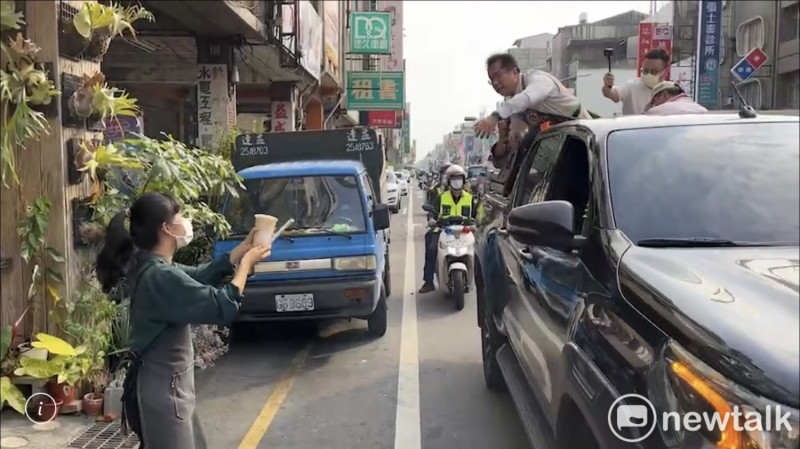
24, 392, 58, 424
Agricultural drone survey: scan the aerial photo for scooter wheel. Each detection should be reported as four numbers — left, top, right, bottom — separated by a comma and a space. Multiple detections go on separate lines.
451, 271, 466, 311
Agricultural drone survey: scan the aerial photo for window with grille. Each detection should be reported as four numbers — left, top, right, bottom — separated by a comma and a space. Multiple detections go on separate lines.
739, 79, 763, 109
736, 16, 766, 56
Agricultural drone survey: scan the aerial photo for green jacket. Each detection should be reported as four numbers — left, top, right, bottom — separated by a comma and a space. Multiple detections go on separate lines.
129, 254, 242, 353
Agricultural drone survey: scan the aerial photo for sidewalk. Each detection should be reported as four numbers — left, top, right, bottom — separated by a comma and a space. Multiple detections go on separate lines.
0, 411, 138, 449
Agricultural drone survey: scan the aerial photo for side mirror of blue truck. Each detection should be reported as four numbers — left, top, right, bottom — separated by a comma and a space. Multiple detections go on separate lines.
373, 204, 391, 230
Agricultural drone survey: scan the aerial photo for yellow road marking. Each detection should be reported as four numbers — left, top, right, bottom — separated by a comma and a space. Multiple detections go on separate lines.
237, 345, 310, 449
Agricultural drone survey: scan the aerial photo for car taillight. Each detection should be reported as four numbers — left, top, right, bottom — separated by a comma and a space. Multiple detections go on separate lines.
462, 226, 471, 234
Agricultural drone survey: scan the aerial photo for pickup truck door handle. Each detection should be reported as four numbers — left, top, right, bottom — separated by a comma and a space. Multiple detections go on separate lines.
518, 247, 533, 260
498, 228, 509, 237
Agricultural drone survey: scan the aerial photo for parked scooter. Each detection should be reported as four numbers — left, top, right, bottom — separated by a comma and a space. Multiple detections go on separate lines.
422, 204, 475, 311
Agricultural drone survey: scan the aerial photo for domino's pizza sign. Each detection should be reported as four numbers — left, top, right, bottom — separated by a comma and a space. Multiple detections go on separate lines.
731, 48, 769, 82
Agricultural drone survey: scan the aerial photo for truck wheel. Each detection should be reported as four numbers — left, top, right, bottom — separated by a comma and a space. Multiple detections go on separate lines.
451, 271, 466, 311
367, 289, 388, 337
482, 305, 507, 391
383, 255, 392, 297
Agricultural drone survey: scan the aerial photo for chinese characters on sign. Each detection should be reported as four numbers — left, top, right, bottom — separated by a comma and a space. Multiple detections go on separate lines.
350, 12, 391, 54
695, 0, 722, 109
346, 71, 405, 110
366, 110, 397, 128
271, 101, 295, 132
345, 128, 376, 153
238, 133, 269, 157
637, 22, 673, 79
196, 64, 229, 149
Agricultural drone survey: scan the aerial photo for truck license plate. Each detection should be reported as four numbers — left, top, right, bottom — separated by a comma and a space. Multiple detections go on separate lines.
275, 294, 315, 312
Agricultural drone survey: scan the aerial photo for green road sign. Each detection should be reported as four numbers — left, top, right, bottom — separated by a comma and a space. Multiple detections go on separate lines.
350, 12, 391, 54
346, 71, 404, 110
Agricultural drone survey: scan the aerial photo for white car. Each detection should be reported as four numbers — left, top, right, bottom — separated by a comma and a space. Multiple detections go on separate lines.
386, 171, 401, 213
394, 171, 410, 196
398, 177, 409, 196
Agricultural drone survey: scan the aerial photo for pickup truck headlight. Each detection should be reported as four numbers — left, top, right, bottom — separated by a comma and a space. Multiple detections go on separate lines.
333, 255, 377, 271
650, 342, 799, 449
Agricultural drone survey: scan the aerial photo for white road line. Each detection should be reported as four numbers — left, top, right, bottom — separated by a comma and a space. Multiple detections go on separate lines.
394, 192, 421, 449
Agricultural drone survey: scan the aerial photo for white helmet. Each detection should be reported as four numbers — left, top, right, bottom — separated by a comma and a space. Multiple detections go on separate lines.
445, 164, 467, 180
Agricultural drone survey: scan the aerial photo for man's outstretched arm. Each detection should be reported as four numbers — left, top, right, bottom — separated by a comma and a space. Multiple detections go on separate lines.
495, 76, 552, 119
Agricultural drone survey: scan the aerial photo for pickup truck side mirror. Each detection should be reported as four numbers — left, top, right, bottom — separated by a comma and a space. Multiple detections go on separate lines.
373, 204, 391, 230
507, 201, 585, 252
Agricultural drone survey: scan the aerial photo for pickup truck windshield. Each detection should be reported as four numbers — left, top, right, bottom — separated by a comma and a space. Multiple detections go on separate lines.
607, 122, 799, 245
387, 172, 397, 183
224, 175, 367, 237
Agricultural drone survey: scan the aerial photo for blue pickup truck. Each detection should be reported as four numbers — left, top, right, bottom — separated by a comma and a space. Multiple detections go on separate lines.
214, 128, 392, 337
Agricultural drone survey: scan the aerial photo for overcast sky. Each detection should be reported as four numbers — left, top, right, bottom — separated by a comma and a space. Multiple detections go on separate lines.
404, 1, 652, 159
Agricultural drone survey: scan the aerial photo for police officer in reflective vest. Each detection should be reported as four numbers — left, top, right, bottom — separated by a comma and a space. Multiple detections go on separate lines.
419, 165, 478, 293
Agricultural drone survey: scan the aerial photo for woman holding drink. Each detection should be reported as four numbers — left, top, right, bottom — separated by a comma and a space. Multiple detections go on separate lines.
96, 192, 277, 449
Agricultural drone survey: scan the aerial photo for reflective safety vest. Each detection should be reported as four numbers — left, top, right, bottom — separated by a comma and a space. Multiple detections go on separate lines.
476, 200, 486, 222
439, 190, 473, 218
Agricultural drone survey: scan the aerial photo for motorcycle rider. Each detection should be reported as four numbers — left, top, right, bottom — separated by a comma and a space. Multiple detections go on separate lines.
426, 162, 451, 211
419, 165, 478, 294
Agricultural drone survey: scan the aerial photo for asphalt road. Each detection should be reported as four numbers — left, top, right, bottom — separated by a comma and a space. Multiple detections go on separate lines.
195, 186, 529, 449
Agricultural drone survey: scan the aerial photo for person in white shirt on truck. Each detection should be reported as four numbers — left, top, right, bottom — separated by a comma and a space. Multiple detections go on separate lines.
602, 48, 671, 115
473, 53, 592, 140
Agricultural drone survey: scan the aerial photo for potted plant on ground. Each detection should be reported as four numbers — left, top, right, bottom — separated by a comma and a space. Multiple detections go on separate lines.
82, 368, 107, 416
12, 333, 88, 417
0, 308, 29, 414
61, 275, 116, 416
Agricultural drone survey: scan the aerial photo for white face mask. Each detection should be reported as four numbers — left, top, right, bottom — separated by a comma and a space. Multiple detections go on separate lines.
449, 179, 464, 190
642, 73, 661, 89
168, 217, 194, 249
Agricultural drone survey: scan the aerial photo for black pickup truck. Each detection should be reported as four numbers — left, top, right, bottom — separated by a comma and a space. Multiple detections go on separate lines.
474, 113, 800, 449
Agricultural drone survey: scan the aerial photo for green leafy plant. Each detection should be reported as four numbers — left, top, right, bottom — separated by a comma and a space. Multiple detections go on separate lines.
0, 9, 62, 185
13, 333, 90, 389
91, 133, 243, 238
0, 0, 24, 31
72, 1, 153, 42
17, 196, 66, 332
60, 273, 116, 394
67, 72, 139, 124
0, 307, 29, 414
75, 138, 141, 181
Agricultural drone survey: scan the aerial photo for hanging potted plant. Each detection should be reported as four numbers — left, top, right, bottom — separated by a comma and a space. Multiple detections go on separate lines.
67, 71, 140, 126
1, 33, 61, 185
67, 1, 154, 59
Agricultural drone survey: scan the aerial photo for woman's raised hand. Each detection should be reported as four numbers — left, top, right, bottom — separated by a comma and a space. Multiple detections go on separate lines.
241, 244, 271, 268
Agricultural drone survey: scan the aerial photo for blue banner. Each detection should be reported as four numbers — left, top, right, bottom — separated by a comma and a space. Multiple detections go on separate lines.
696, 0, 722, 109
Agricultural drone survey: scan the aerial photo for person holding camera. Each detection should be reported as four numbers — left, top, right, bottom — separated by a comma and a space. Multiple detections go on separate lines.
602, 48, 670, 115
